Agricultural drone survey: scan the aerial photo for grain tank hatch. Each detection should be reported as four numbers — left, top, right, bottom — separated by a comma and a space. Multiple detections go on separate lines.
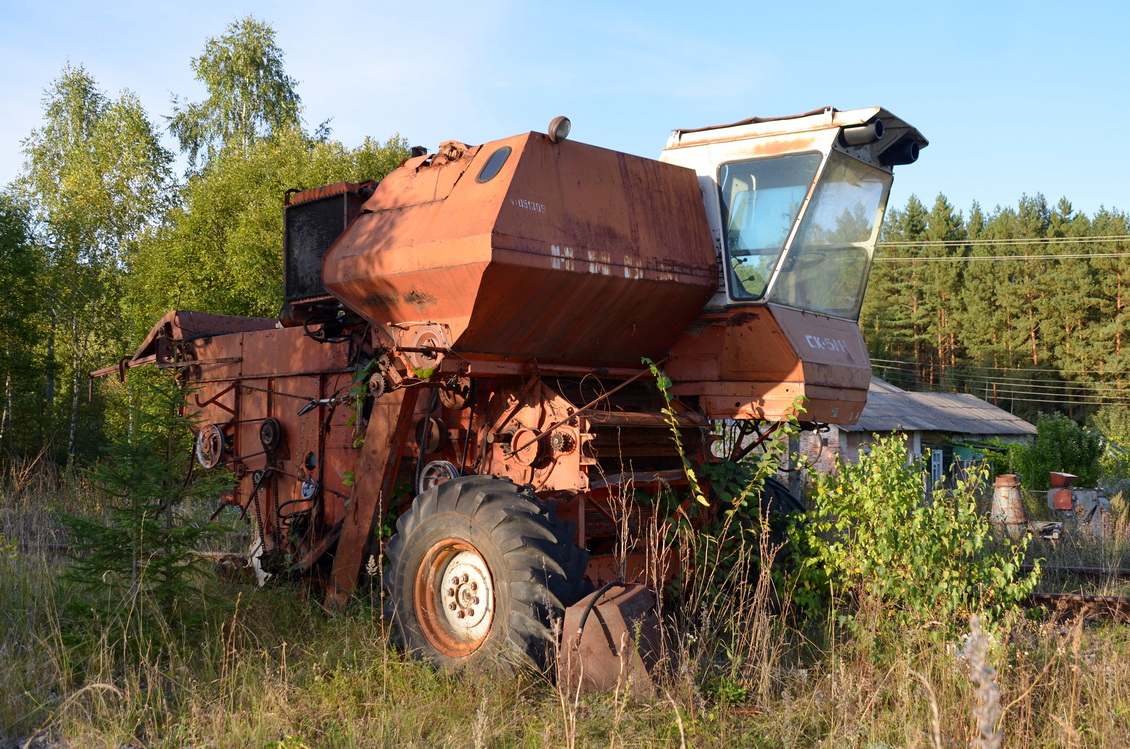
662, 107, 928, 423
321, 135, 718, 365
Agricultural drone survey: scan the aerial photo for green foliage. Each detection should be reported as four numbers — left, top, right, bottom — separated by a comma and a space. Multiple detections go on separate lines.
956, 438, 1015, 477
863, 194, 1130, 428
125, 130, 408, 331
21, 64, 173, 266
789, 435, 1038, 630
18, 63, 173, 465
1089, 404, 1130, 488
0, 191, 48, 461
169, 16, 302, 168
649, 360, 811, 620
1011, 412, 1102, 490
346, 358, 380, 448
61, 377, 229, 636
645, 358, 708, 506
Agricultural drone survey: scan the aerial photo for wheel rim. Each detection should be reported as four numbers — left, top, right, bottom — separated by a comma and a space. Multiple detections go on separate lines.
414, 538, 495, 657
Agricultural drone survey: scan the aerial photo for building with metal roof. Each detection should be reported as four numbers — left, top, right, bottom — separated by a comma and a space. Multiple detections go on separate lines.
800, 377, 1036, 484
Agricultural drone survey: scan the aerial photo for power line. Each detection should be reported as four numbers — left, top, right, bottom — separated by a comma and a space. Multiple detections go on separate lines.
869, 362, 1130, 408
972, 395, 1130, 408
870, 357, 1130, 378
873, 234, 1130, 262
871, 364, 1130, 391
871, 379, 1130, 409
874, 251, 1130, 263
872, 368, 1130, 395
877, 234, 1130, 248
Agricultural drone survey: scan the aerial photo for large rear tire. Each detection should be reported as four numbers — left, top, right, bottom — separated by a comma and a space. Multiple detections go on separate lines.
383, 476, 589, 671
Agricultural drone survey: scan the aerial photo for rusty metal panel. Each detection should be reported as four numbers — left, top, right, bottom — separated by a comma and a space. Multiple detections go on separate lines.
668, 304, 869, 423
323, 132, 716, 364
560, 584, 664, 698
772, 306, 871, 389
130, 310, 278, 365
236, 326, 351, 377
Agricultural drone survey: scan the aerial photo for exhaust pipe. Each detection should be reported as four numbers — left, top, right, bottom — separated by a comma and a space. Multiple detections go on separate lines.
879, 136, 921, 166
838, 119, 884, 147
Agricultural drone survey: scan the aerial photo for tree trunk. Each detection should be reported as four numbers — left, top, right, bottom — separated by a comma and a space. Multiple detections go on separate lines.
67, 313, 81, 467
46, 308, 56, 410
0, 370, 9, 460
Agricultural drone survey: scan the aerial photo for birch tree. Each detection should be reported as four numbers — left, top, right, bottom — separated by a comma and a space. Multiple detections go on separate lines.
19, 65, 172, 464
169, 16, 302, 169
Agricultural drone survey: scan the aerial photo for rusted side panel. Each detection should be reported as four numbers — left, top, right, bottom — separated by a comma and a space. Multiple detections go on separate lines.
131, 310, 278, 365
176, 326, 361, 573
668, 304, 870, 423
321, 137, 511, 329
772, 307, 871, 389
235, 328, 352, 378
460, 259, 708, 361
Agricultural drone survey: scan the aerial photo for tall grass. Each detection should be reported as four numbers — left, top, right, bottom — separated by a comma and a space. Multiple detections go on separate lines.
4, 465, 1130, 747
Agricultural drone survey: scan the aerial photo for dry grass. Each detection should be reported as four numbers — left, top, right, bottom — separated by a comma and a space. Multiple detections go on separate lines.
4, 469, 1130, 747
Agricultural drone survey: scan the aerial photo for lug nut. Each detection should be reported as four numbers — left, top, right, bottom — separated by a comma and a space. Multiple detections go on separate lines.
470, 582, 478, 592
467, 609, 474, 617
448, 602, 457, 611
456, 610, 465, 619
451, 576, 460, 585
461, 573, 469, 583
473, 597, 480, 605
446, 587, 455, 597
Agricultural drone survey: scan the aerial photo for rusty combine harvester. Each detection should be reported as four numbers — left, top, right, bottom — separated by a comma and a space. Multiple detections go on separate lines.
121, 107, 925, 684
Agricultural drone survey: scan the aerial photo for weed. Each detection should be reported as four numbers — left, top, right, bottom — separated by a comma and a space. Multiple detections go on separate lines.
6, 429, 1130, 745
789, 434, 1039, 632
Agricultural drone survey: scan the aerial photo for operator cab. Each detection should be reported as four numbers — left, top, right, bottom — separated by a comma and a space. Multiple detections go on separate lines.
660, 107, 927, 321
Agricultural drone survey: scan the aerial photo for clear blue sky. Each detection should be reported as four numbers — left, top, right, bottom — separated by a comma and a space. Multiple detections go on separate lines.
2, 0, 1127, 220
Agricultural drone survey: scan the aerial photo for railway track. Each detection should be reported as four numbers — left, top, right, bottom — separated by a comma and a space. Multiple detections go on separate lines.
1027, 591, 1130, 622
1021, 563, 1130, 580
1022, 565, 1130, 623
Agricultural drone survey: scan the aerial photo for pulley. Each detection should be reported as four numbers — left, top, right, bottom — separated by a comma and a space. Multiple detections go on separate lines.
415, 416, 446, 454
417, 460, 461, 495
259, 417, 283, 451
195, 424, 226, 469
439, 376, 472, 410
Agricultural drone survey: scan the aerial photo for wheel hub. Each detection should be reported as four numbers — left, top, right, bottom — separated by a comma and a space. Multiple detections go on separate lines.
442, 552, 491, 631
415, 540, 495, 656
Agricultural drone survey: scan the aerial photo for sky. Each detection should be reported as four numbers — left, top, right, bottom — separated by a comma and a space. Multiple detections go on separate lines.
2, 0, 1128, 220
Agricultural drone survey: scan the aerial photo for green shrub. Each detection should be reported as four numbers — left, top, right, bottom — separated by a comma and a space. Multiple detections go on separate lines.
789, 434, 1038, 631
62, 377, 230, 638
1012, 413, 1102, 490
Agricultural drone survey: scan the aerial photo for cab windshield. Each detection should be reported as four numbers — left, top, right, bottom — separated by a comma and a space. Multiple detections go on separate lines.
720, 151, 892, 320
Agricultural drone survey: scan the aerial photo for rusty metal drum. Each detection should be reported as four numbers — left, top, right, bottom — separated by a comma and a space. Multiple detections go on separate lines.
990, 473, 1028, 540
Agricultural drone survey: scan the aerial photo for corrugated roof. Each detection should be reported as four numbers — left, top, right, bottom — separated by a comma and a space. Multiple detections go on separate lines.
842, 378, 1037, 436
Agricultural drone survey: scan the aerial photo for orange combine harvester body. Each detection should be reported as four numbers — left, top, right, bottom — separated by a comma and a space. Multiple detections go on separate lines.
124, 107, 926, 679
